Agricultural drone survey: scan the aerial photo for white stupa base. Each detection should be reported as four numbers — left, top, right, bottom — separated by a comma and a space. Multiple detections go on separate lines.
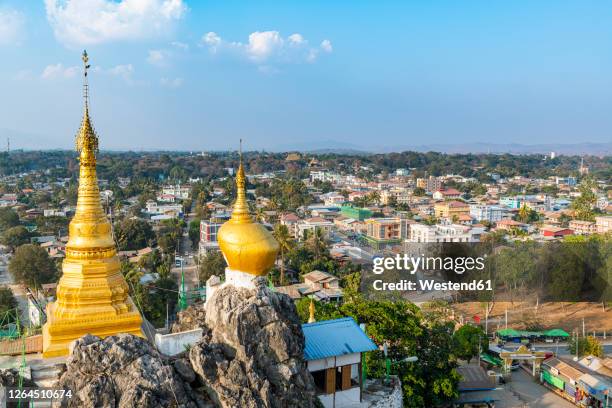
205, 268, 259, 306
224, 268, 257, 289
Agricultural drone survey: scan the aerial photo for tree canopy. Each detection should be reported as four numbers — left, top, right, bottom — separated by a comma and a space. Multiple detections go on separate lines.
8, 244, 57, 289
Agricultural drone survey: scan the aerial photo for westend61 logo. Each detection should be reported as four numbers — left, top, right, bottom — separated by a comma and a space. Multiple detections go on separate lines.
372, 254, 486, 275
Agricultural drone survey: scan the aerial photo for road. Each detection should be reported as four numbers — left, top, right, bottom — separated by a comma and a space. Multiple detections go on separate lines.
505, 368, 576, 408
171, 204, 200, 294
532, 343, 612, 357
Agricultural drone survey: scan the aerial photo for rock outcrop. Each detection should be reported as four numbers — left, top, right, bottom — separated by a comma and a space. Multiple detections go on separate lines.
48, 277, 316, 408
171, 301, 207, 333
52, 334, 209, 408
189, 277, 316, 407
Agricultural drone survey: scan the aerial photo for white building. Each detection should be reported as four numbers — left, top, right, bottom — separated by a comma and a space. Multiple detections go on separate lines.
469, 204, 508, 223
407, 223, 485, 243
321, 192, 345, 207
296, 217, 334, 240
595, 216, 612, 234
161, 184, 191, 200
145, 200, 183, 217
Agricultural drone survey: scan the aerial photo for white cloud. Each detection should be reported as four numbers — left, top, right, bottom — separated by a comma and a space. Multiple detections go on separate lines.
0, 8, 25, 46
160, 77, 183, 88
171, 41, 188, 50
200, 31, 333, 66
107, 64, 134, 82
41, 63, 79, 79
44, 0, 188, 47
147, 49, 168, 66
320, 39, 333, 53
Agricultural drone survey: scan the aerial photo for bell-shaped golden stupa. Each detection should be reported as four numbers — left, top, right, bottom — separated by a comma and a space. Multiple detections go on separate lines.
42, 51, 143, 358
217, 144, 279, 278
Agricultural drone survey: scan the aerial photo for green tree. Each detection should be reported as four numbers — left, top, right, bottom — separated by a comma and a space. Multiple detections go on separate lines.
0, 208, 19, 232
452, 324, 488, 363
273, 223, 294, 285
0, 287, 17, 323
413, 187, 426, 196
572, 177, 598, 221
305, 228, 327, 262
114, 218, 155, 250
1, 226, 30, 250
188, 218, 201, 249
8, 244, 57, 289
568, 335, 604, 358
198, 251, 226, 284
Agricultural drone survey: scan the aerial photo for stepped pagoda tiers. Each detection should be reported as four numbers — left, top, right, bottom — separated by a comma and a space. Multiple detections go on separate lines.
42, 51, 143, 358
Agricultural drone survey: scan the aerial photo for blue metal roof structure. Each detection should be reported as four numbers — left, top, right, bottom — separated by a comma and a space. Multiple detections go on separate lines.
302, 317, 378, 361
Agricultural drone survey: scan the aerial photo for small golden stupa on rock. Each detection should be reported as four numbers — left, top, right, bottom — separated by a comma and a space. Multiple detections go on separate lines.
42, 51, 143, 358
215, 141, 279, 288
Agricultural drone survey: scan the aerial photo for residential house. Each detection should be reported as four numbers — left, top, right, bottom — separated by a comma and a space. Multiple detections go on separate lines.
276, 270, 343, 303
302, 318, 378, 408
541, 226, 574, 238
434, 200, 470, 219
595, 216, 612, 234
470, 204, 508, 223
433, 188, 462, 200
296, 217, 334, 240
407, 223, 485, 243
568, 220, 595, 235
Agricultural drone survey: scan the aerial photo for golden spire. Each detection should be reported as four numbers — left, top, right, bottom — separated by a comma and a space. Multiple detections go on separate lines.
42, 51, 143, 358
217, 140, 280, 276
230, 138, 252, 224
68, 50, 109, 249
308, 298, 316, 323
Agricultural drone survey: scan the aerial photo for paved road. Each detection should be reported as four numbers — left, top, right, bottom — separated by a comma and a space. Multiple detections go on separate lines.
505, 368, 576, 408
532, 343, 612, 356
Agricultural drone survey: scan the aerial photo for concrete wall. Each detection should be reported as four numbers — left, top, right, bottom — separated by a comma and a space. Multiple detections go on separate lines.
155, 328, 203, 356
367, 376, 403, 408
318, 388, 360, 408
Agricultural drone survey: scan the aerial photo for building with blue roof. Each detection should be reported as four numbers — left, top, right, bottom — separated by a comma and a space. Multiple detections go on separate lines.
302, 317, 378, 408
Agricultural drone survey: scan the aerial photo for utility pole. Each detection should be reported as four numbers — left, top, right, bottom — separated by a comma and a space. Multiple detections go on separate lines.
485, 304, 489, 336
582, 318, 585, 338
505, 308, 508, 330
478, 335, 481, 366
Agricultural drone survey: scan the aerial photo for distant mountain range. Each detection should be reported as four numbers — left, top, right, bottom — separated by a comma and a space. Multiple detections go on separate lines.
2, 127, 610, 156
276, 141, 612, 156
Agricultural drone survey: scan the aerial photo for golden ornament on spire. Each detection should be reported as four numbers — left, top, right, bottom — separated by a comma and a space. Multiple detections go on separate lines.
43, 51, 143, 358
308, 298, 316, 323
217, 140, 279, 276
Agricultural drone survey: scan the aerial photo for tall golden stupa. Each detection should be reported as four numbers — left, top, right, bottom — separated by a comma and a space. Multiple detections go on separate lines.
216, 143, 279, 287
42, 51, 143, 358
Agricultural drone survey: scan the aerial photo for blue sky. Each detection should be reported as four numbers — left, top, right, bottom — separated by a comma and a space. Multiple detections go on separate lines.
0, 1, 611, 151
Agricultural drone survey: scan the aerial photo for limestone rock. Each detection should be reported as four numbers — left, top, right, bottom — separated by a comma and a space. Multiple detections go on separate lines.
49, 277, 316, 407
52, 334, 208, 408
190, 277, 317, 408
172, 301, 208, 333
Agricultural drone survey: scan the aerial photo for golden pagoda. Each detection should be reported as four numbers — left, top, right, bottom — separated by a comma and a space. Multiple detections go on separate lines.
42, 51, 143, 358
217, 142, 279, 286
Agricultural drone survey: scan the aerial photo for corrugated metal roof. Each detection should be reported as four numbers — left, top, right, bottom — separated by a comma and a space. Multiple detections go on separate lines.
302, 317, 378, 361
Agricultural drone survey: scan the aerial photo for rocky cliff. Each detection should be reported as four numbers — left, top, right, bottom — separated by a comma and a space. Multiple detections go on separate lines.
22, 277, 317, 408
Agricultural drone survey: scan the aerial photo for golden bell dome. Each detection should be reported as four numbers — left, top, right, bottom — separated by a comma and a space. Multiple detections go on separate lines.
217, 153, 279, 276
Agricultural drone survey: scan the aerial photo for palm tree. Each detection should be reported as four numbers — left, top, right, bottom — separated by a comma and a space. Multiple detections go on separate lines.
518, 203, 530, 223
273, 223, 294, 285
306, 228, 327, 261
